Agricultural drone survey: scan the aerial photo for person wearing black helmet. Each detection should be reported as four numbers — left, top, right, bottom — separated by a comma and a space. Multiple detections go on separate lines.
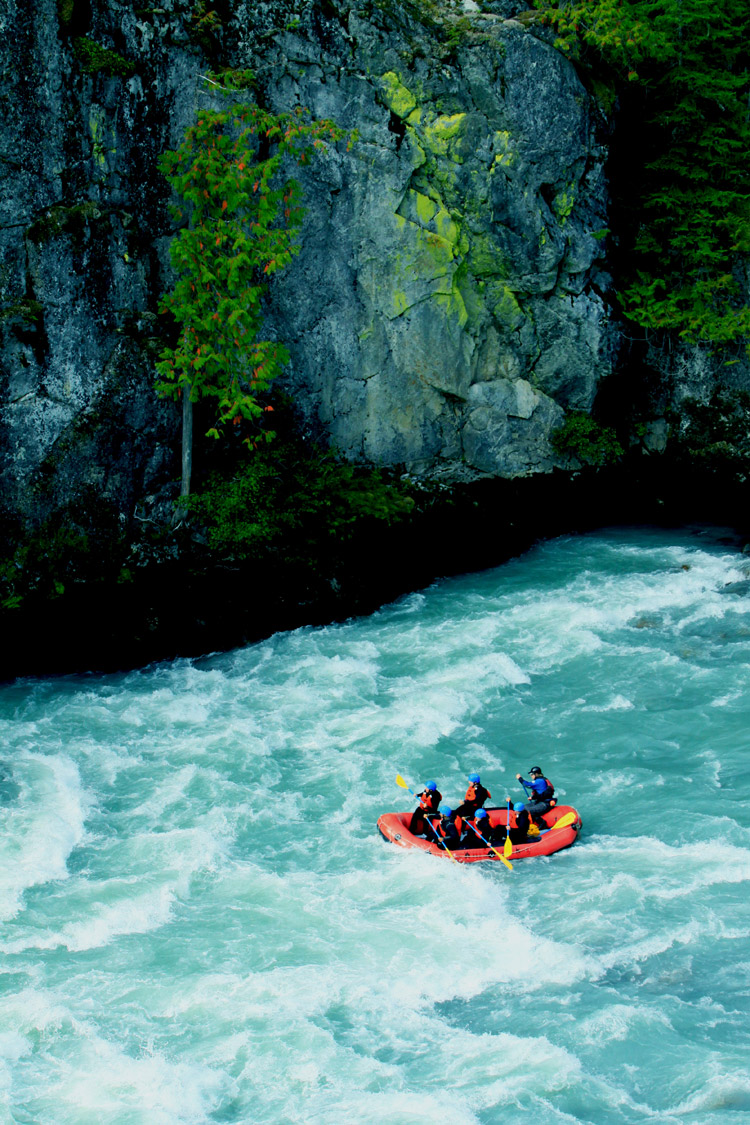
515, 766, 555, 823
409, 780, 442, 836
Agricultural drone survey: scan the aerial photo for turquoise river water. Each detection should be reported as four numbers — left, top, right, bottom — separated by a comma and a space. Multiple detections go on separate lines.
1, 526, 749, 1125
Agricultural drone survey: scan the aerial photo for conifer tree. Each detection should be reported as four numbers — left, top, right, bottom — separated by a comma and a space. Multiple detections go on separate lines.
156, 72, 347, 496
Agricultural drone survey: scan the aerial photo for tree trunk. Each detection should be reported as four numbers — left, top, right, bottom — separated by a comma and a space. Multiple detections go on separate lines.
181, 389, 193, 498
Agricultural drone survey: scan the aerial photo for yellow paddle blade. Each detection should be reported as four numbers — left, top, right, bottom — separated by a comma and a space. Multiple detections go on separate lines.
485, 844, 512, 870
549, 810, 578, 831
395, 774, 409, 789
503, 835, 513, 858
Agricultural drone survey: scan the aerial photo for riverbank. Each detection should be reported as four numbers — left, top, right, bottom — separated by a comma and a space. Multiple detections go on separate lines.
2, 451, 748, 682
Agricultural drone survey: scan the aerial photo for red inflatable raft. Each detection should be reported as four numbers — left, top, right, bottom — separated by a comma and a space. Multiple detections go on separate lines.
377, 804, 582, 863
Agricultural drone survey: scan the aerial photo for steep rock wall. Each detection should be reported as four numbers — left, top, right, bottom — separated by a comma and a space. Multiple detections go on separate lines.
0, 0, 618, 538
1, 0, 747, 554
237, 1, 619, 477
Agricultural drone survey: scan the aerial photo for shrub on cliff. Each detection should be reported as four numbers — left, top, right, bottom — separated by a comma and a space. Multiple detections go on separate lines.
534, 0, 750, 349
184, 437, 415, 566
551, 412, 624, 467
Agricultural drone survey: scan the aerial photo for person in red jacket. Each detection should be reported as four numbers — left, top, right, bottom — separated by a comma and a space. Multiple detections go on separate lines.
454, 772, 491, 818
409, 780, 442, 836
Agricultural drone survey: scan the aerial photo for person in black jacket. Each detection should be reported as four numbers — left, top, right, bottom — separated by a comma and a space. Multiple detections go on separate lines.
409, 780, 442, 836
509, 802, 532, 843
454, 772, 492, 818
430, 804, 461, 850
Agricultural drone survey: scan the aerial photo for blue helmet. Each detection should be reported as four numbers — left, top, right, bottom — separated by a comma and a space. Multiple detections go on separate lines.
468, 772, 481, 784
514, 802, 526, 812
425, 780, 437, 791
475, 808, 488, 820
439, 804, 453, 817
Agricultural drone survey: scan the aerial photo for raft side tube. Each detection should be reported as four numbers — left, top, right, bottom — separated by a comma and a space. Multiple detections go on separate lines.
376, 805, 581, 862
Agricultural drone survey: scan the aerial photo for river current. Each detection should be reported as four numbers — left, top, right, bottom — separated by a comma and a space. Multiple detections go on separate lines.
1, 526, 749, 1124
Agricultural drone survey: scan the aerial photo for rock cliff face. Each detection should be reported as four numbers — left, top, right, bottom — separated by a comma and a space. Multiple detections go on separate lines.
1, 0, 620, 532
259, 7, 617, 479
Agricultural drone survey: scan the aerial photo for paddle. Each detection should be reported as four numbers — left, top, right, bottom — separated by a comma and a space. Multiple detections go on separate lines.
548, 810, 578, 832
395, 773, 419, 801
504, 798, 513, 859
465, 818, 513, 872
395, 774, 459, 864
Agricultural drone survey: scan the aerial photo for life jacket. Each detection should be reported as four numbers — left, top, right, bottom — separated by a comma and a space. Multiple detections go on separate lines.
537, 777, 554, 802
465, 818, 485, 845
464, 783, 491, 807
419, 789, 442, 812
435, 817, 459, 841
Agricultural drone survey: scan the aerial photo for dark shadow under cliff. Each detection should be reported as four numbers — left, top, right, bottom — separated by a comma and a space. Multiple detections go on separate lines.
2, 452, 748, 682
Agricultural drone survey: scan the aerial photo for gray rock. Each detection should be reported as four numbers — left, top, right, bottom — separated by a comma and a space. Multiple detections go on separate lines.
1, 0, 745, 562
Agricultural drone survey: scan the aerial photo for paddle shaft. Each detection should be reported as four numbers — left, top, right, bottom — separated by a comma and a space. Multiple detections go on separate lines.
465, 820, 513, 871
395, 774, 458, 864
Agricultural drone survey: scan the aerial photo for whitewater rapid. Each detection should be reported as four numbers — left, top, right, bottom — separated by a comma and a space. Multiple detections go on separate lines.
1, 527, 749, 1123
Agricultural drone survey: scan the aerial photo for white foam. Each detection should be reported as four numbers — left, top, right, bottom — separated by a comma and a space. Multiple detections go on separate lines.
576, 1002, 672, 1044
41, 1019, 227, 1124
1, 821, 229, 954
583, 694, 635, 712
0, 754, 90, 922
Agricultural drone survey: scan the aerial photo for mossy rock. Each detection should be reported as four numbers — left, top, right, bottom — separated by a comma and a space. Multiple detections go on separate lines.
73, 37, 135, 78
0, 299, 43, 326
28, 201, 108, 245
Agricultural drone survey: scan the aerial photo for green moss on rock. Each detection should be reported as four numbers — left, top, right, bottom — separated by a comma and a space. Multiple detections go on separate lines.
0, 299, 43, 325
422, 113, 466, 161
380, 71, 417, 118
73, 37, 135, 78
28, 201, 106, 244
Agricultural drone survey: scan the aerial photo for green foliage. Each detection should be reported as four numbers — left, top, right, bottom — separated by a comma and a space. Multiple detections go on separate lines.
533, 0, 750, 347
189, 0, 222, 51
551, 412, 624, 467
673, 390, 750, 479
183, 436, 415, 560
0, 299, 43, 325
156, 76, 347, 446
73, 37, 135, 77
58, 0, 75, 25
0, 526, 90, 611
